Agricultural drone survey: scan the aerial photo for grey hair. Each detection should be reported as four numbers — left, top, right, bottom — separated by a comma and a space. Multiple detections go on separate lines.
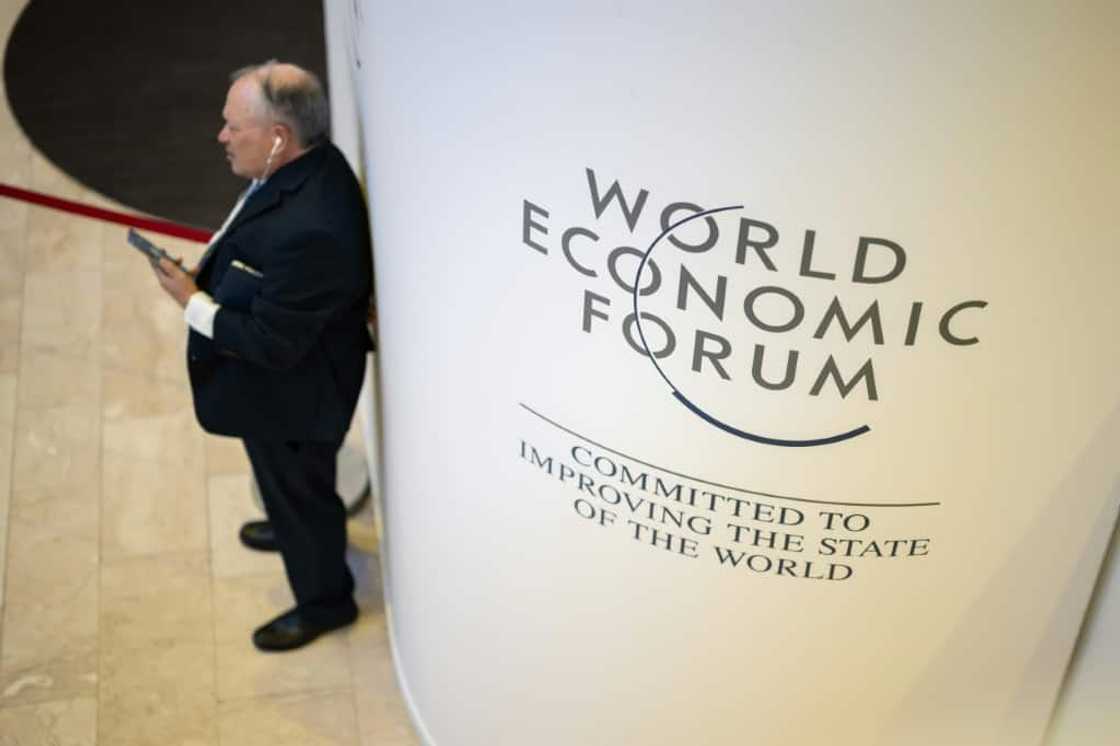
231, 60, 330, 148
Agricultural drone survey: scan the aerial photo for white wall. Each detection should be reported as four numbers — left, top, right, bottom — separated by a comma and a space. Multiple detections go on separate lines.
338, 3, 1120, 744
322, 0, 361, 170
1049, 515, 1120, 744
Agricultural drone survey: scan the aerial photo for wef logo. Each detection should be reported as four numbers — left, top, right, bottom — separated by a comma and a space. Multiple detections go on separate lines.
522, 168, 988, 447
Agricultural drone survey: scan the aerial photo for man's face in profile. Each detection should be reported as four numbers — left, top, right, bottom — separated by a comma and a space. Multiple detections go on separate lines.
217, 76, 272, 179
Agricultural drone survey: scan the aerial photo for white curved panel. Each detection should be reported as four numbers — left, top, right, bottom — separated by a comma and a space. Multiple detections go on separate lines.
352, 3, 1120, 744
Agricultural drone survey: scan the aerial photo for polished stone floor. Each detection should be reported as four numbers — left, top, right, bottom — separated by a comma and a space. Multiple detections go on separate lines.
0, 1, 418, 743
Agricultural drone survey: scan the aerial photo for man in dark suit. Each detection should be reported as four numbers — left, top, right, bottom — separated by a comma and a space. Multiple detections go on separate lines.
152, 61, 372, 651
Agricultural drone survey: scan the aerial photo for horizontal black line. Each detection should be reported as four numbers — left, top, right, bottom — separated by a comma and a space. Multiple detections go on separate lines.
519, 403, 940, 509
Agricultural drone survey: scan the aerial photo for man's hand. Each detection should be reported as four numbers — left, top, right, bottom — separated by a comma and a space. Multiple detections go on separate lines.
151, 256, 198, 308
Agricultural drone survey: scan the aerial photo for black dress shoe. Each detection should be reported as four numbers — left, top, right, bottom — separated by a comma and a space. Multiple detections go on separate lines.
252, 606, 358, 652
239, 520, 278, 552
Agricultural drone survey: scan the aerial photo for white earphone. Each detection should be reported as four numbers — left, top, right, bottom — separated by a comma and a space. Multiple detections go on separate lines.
262, 136, 283, 179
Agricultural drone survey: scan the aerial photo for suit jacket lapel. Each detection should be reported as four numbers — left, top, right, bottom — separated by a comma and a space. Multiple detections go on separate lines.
225, 186, 282, 236
197, 146, 329, 287
225, 145, 326, 236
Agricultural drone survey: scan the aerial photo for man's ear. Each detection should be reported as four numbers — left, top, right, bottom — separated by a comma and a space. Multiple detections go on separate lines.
271, 124, 295, 151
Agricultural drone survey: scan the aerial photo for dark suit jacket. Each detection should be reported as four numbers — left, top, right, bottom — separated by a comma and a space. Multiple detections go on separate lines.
188, 143, 373, 443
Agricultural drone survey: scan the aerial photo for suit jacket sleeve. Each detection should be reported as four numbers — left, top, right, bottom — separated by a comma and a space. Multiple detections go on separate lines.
210, 228, 359, 370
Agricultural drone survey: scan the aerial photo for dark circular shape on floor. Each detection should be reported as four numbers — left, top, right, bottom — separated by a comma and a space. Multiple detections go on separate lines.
4, 1, 329, 231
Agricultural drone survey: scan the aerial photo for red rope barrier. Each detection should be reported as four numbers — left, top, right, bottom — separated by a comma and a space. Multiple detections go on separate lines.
0, 182, 214, 243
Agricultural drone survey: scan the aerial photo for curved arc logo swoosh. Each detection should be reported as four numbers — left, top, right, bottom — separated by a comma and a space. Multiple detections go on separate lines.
630, 204, 871, 448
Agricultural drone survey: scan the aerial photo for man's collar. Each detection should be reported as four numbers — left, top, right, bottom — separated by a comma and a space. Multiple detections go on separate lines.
257, 143, 327, 195
224, 145, 328, 234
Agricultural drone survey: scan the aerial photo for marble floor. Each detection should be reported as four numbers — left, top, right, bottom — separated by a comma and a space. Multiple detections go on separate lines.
0, 2, 419, 744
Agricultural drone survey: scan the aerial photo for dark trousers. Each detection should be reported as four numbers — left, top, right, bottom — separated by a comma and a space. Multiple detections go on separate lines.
243, 437, 356, 623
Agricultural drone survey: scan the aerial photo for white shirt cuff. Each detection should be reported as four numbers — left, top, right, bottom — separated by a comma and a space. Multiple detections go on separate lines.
185, 291, 220, 339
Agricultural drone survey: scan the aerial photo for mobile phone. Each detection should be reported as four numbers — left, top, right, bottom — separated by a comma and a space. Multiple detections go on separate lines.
127, 228, 182, 275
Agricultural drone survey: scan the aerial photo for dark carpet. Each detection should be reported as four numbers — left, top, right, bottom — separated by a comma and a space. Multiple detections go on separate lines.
3, 1, 328, 231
